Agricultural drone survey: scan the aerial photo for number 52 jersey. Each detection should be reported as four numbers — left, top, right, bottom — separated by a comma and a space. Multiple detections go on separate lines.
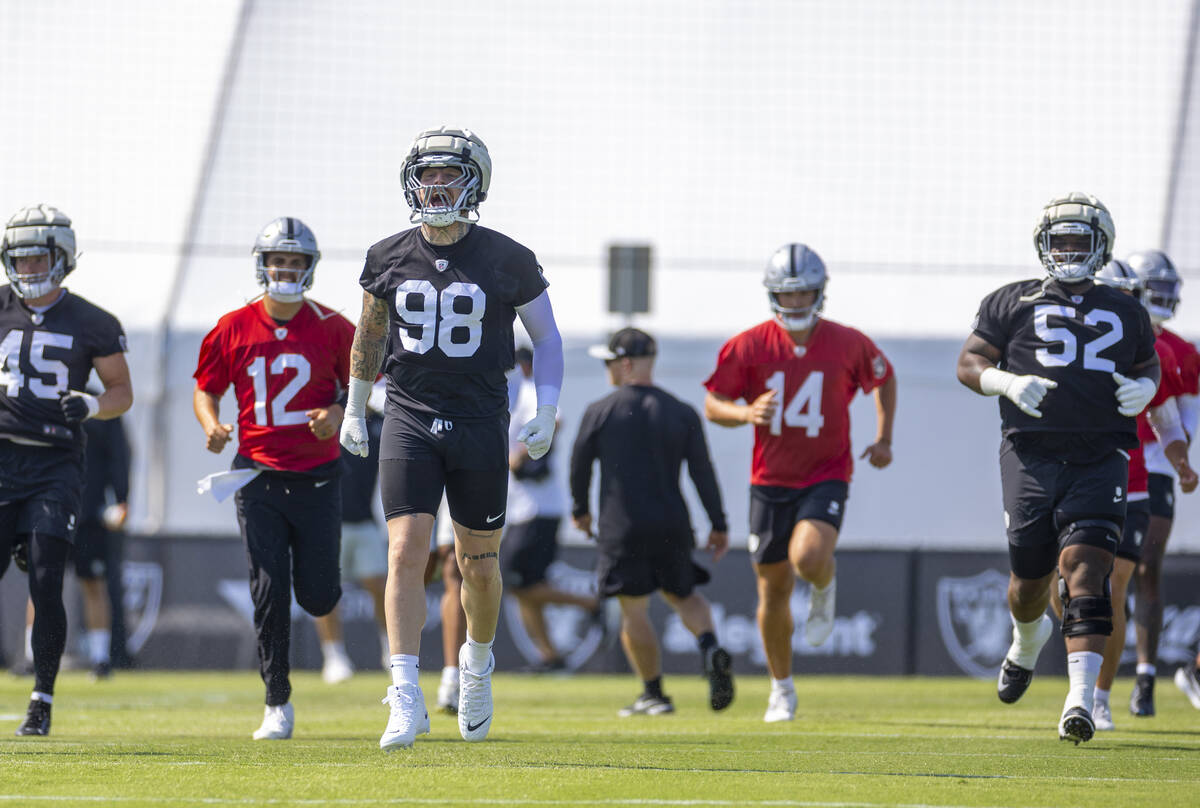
704, 318, 893, 489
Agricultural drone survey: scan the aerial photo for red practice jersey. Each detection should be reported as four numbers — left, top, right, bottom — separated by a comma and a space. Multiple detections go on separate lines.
194, 298, 355, 472
1128, 337, 1185, 494
704, 318, 893, 489
1159, 327, 1200, 396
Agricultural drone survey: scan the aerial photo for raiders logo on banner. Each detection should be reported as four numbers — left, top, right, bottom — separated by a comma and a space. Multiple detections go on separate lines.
502, 560, 605, 670
121, 561, 164, 655
936, 568, 1012, 679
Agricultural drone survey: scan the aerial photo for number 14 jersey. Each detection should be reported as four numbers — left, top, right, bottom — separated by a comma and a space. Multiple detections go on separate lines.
704, 318, 893, 489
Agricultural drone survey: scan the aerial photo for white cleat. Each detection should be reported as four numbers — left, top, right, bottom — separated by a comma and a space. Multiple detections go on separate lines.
321, 652, 354, 685
380, 684, 430, 751
1093, 700, 1114, 731
763, 689, 797, 723
1174, 666, 1200, 710
437, 667, 459, 715
805, 579, 836, 647
252, 703, 294, 740
458, 645, 495, 742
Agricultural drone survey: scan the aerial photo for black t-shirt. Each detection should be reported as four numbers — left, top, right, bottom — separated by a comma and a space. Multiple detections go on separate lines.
360, 225, 548, 420
971, 278, 1157, 460
569, 385, 727, 542
0, 286, 126, 454
340, 412, 382, 523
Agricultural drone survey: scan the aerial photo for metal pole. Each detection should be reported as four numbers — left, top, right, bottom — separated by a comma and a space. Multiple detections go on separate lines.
1161, 0, 1200, 250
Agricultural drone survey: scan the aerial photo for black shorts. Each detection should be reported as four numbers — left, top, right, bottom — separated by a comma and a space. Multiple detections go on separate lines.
747, 481, 848, 565
999, 437, 1125, 580
379, 405, 508, 531
0, 442, 82, 543
595, 530, 709, 598
73, 520, 109, 579
1148, 473, 1175, 519
1117, 499, 1151, 563
503, 516, 561, 589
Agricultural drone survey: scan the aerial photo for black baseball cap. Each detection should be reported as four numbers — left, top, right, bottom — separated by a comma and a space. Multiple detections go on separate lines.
587, 327, 657, 361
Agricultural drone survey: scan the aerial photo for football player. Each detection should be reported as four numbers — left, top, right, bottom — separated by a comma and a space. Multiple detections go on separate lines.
704, 243, 896, 723
1125, 249, 1200, 717
339, 126, 564, 749
957, 193, 1159, 744
0, 204, 133, 736
193, 217, 355, 740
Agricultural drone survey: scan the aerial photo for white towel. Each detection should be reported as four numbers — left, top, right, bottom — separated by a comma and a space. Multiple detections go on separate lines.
196, 469, 262, 503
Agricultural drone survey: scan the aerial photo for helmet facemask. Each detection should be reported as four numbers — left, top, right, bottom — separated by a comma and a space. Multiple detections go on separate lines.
252, 217, 320, 303
4, 242, 69, 300
768, 285, 825, 331
1143, 278, 1181, 324
403, 155, 483, 227
255, 252, 314, 303
1038, 222, 1106, 282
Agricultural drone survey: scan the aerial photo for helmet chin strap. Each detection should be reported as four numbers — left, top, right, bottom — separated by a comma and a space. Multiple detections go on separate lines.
265, 281, 304, 303
778, 311, 818, 331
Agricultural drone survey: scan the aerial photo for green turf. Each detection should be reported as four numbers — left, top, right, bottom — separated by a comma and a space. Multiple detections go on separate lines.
1, 669, 1198, 807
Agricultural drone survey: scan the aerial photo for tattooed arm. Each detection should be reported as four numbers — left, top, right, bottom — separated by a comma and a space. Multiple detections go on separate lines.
340, 291, 390, 456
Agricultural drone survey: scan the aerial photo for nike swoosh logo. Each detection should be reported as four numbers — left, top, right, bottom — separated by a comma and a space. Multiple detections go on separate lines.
486, 513, 503, 523
315, 480, 330, 488
466, 716, 490, 732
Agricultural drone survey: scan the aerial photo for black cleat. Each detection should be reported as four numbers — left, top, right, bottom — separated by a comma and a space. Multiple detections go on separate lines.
1130, 673, 1156, 717
997, 658, 1034, 704
90, 661, 112, 681
1058, 706, 1094, 745
704, 647, 734, 711
15, 699, 51, 736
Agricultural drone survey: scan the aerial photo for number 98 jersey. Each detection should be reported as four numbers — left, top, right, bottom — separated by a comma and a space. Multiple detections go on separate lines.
971, 279, 1156, 444
360, 226, 548, 421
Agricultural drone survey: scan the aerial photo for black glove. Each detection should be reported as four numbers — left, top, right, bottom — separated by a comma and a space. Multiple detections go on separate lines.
12, 539, 28, 574
59, 390, 98, 423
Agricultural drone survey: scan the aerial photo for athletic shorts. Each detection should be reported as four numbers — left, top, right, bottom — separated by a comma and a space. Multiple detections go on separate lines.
0, 442, 83, 543
379, 405, 508, 531
747, 481, 848, 565
999, 437, 1125, 580
595, 529, 709, 598
429, 495, 456, 551
1116, 499, 1151, 563
73, 520, 109, 579
1148, 473, 1175, 519
340, 519, 388, 580
503, 516, 562, 589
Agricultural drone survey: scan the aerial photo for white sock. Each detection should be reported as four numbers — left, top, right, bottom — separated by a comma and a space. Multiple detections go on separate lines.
31, 691, 52, 704
24, 626, 33, 662
1007, 614, 1050, 669
441, 664, 458, 685
389, 654, 419, 688
1137, 662, 1157, 677
87, 630, 111, 665
1093, 686, 1110, 707
771, 676, 794, 694
322, 640, 348, 661
1065, 651, 1103, 712
463, 635, 493, 674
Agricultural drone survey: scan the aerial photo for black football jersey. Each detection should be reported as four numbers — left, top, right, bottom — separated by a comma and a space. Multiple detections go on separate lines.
0, 286, 127, 453
972, 278, 1157, 450
360, 225, 548, 420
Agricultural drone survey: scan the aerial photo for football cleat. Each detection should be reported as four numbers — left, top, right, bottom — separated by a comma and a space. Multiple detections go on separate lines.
804, 579, 836, 647
1092, 700, 1114, 731
15, 698, 51, 736
618, 694, 674, 717
763, 688, 797, 723
1058, 705, 1095, 745
90, 661, 112, 681
437, 666, 459, 715
997, 659, 1036, 704
458, 645, 495, 742
704, 647, 734, 711
1174, 666, 1200, 710
1130, 673, 1155, 717
321, 652, 354, 685
252, 703, 294, 740
380, 684, 430, 751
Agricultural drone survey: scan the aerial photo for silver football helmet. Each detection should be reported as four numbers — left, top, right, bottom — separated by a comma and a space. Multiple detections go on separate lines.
401, 126, 492, 227
1033, 192, 1115, 281
1, 204, 77, 299
252, 217, 320, 303
1093, 259, 1141, 297
763, 243, 826, 331
1127, 249, 1181, 324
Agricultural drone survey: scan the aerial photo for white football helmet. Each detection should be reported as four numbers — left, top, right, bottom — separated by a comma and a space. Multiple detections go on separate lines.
1033, 192, 1114, 281
253, 217, 320, 303
1093, 259, 1141, 297
1127, 249, 1181, 324
763, 243, 826, 331
401, 126, 492, 227
1, 204, 77, 299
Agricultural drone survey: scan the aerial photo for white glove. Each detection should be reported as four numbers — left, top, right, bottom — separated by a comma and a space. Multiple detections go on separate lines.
517, 404, 557, 460
338, 377, 373, 458
978, 367, 1057, 419
1112, 372, 1157, 417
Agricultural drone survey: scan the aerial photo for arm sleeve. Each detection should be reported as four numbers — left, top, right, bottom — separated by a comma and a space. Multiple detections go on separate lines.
569, 405, 599, 518
683, 408, 727, 532
515, 291, 563, 409
1178, 393, 1200, 439
1148, 397, 1188, 447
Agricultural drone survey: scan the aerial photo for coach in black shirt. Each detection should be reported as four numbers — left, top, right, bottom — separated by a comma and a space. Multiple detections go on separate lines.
570, 327, 734, 717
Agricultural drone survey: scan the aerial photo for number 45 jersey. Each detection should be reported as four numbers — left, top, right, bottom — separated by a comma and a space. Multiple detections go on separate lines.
971, 279, 1156, 447
194, 298, 355, 472
360, 225, 548, 421
0, 286, 126, 454
704, 318, 893, 490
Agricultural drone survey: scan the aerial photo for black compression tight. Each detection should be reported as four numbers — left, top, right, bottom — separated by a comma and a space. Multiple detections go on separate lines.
27, 532, 70, 696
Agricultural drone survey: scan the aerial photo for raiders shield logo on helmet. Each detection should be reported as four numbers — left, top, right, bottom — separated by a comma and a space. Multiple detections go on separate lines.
936, 568, 1012, 678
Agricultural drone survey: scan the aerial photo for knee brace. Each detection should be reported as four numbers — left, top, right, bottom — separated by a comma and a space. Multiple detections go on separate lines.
1059, 518, 1121, 553
1058, 576, 1114, 637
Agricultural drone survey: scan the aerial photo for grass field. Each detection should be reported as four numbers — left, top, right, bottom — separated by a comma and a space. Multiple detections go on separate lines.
1, 669, 1198, 807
